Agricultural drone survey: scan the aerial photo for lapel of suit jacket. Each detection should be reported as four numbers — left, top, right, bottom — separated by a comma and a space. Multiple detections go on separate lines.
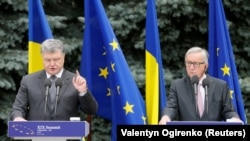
37, 70, 54, 114
184, 76, 197, 112
206, 75, 215, 113
38, 70, 48, 101
57, 70, 71, 101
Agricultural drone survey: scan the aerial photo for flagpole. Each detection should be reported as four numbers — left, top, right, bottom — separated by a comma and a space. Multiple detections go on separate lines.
86, 114, 92, 141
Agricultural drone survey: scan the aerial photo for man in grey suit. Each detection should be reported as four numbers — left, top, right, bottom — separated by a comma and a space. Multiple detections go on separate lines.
10, 39, 98, 121
159, 46, 242, 124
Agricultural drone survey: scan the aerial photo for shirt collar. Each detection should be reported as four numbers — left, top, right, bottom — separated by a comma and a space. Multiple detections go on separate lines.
199, 74, 206, 84
46, 68, 64, 78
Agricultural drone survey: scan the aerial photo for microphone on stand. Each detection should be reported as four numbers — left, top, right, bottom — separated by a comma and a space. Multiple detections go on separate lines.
44, 78, 52, 120
54, 78, 63, 118
202, 78, 209, 115
191, 75, 199, 116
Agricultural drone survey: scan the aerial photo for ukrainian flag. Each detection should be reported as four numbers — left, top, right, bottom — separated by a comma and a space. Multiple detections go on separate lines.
28, 0, 53, 74
145, 0, 167, 125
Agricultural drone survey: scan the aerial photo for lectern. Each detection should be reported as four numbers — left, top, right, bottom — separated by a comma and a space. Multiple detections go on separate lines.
8, 121, 89, 141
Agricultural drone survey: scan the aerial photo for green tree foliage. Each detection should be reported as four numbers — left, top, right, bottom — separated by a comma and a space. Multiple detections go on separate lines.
0, 0, 250, 140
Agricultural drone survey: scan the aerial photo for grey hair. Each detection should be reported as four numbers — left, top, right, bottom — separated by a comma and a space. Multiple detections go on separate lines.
185, 46, 209, 64
41, 39, 66, 54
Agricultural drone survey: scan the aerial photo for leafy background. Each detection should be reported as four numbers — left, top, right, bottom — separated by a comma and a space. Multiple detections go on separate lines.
0, 0, 250, 140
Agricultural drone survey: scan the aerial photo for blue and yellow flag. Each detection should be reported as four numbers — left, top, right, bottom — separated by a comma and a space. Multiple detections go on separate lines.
80, 0, 147, 140
208, 0, 247, 124
28, 0, 53, 74
146, 0, 167, 124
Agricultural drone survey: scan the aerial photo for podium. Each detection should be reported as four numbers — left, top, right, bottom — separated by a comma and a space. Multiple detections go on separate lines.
8, 121, 89, 141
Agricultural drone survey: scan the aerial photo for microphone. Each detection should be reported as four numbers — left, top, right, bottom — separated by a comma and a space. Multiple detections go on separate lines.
55, 78, 63, 96
44, 78, 52, 120
191, 75, 199, 95
191, 75, 199, 116
54, 78, 63, 117
202, 78, 209, 115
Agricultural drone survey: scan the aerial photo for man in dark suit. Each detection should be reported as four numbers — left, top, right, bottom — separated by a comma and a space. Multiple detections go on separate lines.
10, 39, 98, 121
159, 46, 242, 124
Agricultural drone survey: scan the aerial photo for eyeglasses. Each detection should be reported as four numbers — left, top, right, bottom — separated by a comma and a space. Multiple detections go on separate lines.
185, 61, 205, 68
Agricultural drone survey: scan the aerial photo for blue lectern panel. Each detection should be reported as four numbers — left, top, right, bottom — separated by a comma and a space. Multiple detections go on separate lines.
8, 121, 89, 137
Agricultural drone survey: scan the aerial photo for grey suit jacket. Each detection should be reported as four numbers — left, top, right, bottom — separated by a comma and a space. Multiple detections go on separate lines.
10, 69, 98, 121
162, 75, 239, 121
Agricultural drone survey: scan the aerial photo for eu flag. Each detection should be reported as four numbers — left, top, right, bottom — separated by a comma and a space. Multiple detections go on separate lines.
80, 0, 147, 140
28, 0, 53, 74
208, 0, 247, 124
145, 0, 167, 124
